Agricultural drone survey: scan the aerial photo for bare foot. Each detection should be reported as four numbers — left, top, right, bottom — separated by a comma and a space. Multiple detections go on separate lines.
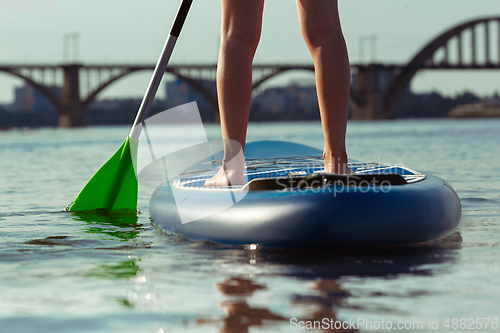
204, 163, 245, 187
323, 151, 353, 174
205, 146, 246, 186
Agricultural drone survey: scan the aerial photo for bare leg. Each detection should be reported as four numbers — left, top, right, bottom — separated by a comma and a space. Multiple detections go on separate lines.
205, 0, 265, 187
296, 0, 352, 174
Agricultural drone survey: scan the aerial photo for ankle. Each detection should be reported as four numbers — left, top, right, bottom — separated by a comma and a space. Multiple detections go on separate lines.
323, 150, 348, 163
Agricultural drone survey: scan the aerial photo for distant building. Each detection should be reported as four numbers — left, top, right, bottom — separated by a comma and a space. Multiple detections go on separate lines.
164, 77, 321, 121
88, 98, 142, 112
165, 78, 216, 121
250, 84, 320, 120
11, 84, 62, 113
449, 98, 500, 118
254, 86, 287, 114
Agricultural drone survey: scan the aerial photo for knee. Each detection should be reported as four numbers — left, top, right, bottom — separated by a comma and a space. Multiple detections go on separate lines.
302, 23, 343, 49
221, 27, 261, 53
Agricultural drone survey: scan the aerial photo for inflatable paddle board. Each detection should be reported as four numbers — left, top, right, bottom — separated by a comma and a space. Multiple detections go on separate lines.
149, 141, 461, 249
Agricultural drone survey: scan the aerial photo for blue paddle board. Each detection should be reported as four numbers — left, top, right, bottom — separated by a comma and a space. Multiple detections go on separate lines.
149, 140, 461, 249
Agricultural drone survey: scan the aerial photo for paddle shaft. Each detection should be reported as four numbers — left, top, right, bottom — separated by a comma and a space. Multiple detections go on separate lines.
129, 0, 193, 140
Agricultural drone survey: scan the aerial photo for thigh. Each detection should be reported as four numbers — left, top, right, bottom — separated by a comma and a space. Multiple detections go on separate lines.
221, 0, 265, 42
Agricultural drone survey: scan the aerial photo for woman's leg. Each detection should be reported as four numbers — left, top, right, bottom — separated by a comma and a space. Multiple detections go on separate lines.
296, 0, 352, 174
205, 0, 265, 186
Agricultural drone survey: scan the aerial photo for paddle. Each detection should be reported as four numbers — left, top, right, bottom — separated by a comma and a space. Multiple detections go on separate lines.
69, 0, 193, 212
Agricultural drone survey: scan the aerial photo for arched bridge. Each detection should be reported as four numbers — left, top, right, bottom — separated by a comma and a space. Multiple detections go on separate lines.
0, 62, 329, 126
0, 63, 222, 126
1, 16, 499, 125
353, 16, 500, 119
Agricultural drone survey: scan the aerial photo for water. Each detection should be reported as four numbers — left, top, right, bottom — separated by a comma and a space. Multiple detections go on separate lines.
0, 119, 499, 333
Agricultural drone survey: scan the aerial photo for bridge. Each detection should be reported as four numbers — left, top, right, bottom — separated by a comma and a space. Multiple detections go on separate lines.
1, 16, 499, 126
352, 16, 500, 119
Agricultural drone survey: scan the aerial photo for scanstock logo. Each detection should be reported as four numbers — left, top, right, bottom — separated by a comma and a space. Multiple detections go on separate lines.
131, 102, 249, 224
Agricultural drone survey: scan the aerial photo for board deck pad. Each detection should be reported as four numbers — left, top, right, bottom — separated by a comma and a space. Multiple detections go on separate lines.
172, 156, 425, 190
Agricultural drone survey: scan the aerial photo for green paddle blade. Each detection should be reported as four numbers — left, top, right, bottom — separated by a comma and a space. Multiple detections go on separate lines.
69, 137, 139, 212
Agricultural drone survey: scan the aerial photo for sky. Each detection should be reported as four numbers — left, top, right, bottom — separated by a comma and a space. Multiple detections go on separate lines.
0, 0, 499, 103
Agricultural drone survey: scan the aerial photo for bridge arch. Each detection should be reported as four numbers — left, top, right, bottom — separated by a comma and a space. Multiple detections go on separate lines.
165, 69, 218, 121
81, 68, 219, 119
251, 65, 364, 105
251, 66, 313, 91
0, 68, 64, 114
0, 66, 219, 124
83, 68, 218, 115
385, 16, 500, 117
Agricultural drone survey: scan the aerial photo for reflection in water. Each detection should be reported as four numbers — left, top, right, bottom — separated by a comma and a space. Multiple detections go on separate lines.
69, 211, 147, 308
85, 259, 141, 279
70, 210, 142, 241
82, 259, 141, 309
191, 231, 463, 279
247, 231, 463, 278
190, 231, 463, 331
292, 279, 358, 332
197, 277, 286, 333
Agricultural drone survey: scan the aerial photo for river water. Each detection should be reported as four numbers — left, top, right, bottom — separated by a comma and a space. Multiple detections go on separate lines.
0, 119, 499, 332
